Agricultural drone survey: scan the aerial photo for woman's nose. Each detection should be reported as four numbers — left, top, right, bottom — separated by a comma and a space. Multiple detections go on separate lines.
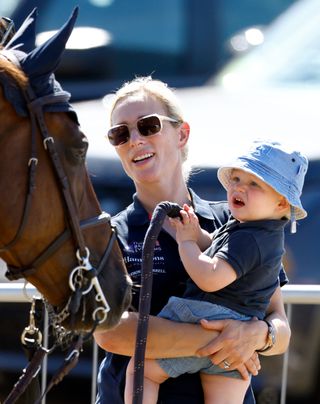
129, 128, 144, 145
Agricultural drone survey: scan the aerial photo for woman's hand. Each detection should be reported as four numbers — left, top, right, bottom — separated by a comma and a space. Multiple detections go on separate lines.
235, 352, 261, 380
196, 318, 265, 379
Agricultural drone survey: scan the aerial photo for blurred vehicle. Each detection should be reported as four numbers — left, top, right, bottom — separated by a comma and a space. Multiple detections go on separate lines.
1, 0, 318, 403
1, 0, 294, 101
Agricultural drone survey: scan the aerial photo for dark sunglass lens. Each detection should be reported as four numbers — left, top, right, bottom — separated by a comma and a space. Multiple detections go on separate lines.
138, 116, 161, 136
108, 125, 129, 146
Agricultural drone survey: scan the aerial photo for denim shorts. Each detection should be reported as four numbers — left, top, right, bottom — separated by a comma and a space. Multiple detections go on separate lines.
157, 296, 251, 379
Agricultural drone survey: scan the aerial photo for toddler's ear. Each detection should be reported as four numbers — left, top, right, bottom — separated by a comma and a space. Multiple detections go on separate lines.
278, 196, 290, 214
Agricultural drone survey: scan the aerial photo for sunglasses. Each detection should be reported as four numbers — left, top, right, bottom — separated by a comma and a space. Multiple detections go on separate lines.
107, 113, 180, 147
0, 17, 15, 46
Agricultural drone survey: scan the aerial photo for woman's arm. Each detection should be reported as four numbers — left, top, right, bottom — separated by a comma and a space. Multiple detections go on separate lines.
94, 283, 289, 381
94, 311, 219, 359
196, 285, 290, 367
259, 285, 291, 355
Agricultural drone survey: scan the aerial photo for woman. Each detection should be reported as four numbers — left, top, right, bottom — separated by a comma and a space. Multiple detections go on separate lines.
94, 76, 291, 403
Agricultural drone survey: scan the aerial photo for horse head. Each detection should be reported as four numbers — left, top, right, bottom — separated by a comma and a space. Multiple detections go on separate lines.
0, 8, 132, 332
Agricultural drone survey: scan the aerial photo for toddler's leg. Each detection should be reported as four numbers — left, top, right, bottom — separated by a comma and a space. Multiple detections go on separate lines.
124, 357, 169, 404
200, 372, 250, 404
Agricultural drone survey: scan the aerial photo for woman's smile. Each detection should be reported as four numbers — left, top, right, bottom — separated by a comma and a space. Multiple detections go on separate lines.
132, 152, 155, 164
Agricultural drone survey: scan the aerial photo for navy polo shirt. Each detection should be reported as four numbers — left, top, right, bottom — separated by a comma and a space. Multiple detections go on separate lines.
185, 218, 287, 319
96, 189, 288, 404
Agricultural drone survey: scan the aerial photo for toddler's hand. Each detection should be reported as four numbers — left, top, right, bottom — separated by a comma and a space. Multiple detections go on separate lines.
169, 204, 201, 243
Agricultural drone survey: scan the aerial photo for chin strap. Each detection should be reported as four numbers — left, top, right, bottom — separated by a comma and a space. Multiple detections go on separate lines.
290, 205, 297, 234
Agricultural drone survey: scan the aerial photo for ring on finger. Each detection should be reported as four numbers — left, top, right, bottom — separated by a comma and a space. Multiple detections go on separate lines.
223, 360, 231, 369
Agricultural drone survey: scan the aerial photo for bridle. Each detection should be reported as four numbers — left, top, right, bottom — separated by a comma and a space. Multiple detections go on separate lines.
0, 52, 122, 403
0, 52, 115, 327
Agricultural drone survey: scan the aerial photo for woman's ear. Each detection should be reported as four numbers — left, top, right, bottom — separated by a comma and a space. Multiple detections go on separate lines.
178, 122, 190, 146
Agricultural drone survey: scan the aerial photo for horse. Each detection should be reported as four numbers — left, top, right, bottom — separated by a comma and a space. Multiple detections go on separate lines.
0, 7, 132, 334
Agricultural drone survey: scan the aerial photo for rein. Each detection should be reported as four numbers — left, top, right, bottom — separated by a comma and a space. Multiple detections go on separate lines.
133, 202, 182, 404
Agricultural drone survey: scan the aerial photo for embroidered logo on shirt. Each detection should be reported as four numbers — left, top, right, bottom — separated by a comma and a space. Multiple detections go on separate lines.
124, 240, 165, 279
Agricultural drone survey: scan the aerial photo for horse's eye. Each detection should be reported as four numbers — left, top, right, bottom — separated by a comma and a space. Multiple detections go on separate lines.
67, 140, 88, 164
71, 145, 87, 161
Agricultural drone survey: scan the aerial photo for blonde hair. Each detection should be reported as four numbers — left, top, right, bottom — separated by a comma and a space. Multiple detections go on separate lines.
107, 76, 191, 180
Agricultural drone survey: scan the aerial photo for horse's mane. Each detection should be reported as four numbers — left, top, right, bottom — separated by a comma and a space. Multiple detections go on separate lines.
0, 51, 28, 89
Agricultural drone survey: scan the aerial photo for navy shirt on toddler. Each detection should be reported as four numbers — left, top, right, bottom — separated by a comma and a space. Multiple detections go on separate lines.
185, 218, 287, 319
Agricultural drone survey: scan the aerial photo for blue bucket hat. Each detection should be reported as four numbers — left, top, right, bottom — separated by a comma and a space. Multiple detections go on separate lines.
217, 140, 308, 231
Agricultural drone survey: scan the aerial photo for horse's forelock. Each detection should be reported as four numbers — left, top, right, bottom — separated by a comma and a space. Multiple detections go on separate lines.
0, 55, 28, 88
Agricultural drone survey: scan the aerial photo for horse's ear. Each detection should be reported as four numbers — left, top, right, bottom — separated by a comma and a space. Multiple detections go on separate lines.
19, 7, 79, 80
5, 8, 38, 53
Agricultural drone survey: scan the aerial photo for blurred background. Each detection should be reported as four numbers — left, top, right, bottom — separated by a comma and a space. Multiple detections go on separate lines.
1, 0, 319, 403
